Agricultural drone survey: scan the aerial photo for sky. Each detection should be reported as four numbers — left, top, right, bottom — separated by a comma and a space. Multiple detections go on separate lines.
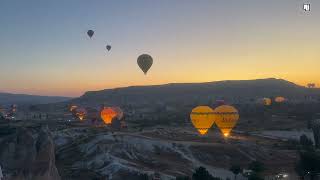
0, 0, 319, 97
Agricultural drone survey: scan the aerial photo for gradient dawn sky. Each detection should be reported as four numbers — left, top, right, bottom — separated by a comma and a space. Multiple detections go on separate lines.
0, 0, 319, 97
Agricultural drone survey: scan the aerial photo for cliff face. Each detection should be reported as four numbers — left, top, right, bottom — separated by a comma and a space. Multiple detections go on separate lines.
0, 126, 61, 180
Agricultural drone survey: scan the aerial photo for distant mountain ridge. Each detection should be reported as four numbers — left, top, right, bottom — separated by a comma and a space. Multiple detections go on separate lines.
71, 78, 320, 106
0, 92, 71, 105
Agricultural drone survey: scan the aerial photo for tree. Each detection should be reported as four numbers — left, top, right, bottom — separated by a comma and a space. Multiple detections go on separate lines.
176, 176, 190, 180
229, 165, 242, 180
248, 161, 265, 173
248, 172, 264, 180
192, 166, 221, 180
248, 161, 265, 180
296, 150, 320, 180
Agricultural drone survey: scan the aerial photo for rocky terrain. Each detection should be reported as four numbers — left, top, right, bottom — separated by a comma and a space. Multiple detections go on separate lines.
0, 122, 61, 180
0, 119, 303, 180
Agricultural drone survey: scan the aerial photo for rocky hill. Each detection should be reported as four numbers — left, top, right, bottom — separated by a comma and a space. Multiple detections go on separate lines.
70, 78, 320, 106
0, 92, 71, 106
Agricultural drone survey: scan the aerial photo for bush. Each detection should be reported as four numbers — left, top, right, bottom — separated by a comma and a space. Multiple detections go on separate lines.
248, 161, 265, 173
248, 172, 264, 180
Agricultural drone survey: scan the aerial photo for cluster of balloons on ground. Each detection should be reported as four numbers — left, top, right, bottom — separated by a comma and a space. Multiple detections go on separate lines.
260, 96, 286, 106
86, 30, 153, 75
190, 96, 287, 137
69, 105, 124, 126
190, 104, 239, 137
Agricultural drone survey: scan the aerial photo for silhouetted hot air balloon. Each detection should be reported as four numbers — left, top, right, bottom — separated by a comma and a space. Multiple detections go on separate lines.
213, 105, 239, 137
87, 30, 94, 38
190, 106, 215, 135
106, 45, 111, 51
112, 107, 124, 120
274, 96, 286, 103
100, 107, 117, 124
75, 108, 87, 121
137, 54, 153, 74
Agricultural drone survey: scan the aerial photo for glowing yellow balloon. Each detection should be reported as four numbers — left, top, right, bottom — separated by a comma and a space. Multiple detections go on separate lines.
190, 106, 215, 135
213, 105, 239, 137
275, 96, 286, 103
100, 107, 117, 124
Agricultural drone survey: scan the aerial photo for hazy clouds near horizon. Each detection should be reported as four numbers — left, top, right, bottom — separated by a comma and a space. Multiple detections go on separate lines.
0, 0, 319, 96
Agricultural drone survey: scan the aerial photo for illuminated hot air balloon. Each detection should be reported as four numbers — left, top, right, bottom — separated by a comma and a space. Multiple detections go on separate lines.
100, 107, 117, 124
106, 45, 111, 51
213, 105, 239, 137
137, 54, 153, 74
10, 104, 17, 113
75, 108, 87, 121
261, 98, 272, 106
69, 105, 78, 112
190, 106, 215, 135
112, 107, 124, 120
87, 30, 94, 38
274, 96, 286, 103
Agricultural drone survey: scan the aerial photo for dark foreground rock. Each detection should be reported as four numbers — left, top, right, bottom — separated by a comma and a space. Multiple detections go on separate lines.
0, 125, 61, 180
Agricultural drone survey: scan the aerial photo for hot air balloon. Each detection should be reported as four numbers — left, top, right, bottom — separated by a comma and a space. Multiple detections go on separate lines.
112, 107, 124, 120
190, 106, 215, 135
106, 45, 111, 51
213, 105, 239, 137
87, 30, 94, 38
307, 83, 316, 88
261, 98, 272, 106
137, 54, 153, 74
10, 104, 17, 113
75, 108, 87, 121
100, 107, 117, 124
274, 96, 286, 103
69, 105, 78, 112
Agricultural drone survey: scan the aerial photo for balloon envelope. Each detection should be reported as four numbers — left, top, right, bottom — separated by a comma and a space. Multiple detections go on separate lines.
275, 96, 286, 103
75, 108, 87, 121
137, 54, 153, 74
87, 30, 94, 38
101, 107, 117, 124
213, 105, 239, 137
69, 105, 78, 112
190, 106, 215, 135
106, 45, 111, 51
